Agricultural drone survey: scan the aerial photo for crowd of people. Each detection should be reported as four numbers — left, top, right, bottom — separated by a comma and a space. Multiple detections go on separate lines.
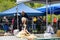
2, 11, 37, 40
1, 11, 45, 34
0, 11, 60, 35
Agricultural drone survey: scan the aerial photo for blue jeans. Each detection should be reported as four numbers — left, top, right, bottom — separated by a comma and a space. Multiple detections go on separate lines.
32, 24, 36, 30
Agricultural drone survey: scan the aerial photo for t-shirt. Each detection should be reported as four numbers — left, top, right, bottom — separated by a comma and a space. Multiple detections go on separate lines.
53, 17, 57, 23
33, 17, 37, 22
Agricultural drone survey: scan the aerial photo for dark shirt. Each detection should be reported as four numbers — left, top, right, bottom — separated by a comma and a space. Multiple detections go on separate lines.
20, 13, 29, 24
13, 13, 29, 31
21, 13, 29, 19
19, 13, 29, 31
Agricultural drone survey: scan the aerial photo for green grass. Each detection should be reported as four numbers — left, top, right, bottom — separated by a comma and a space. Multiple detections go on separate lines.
0, 30, 4, 33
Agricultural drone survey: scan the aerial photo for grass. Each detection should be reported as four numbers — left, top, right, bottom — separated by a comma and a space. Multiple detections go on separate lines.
0, 30, 4, 33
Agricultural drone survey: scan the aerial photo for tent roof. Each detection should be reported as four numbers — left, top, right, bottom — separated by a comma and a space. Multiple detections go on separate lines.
50, 3, 60, 8
36, 3, 60, 9
36, 3, 60, 15
2, 3, 45, 16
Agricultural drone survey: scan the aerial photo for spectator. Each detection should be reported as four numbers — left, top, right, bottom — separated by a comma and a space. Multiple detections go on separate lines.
58, 19, 60, 29
3, 24, 10, 32
43, 17, 46, 26
45, 23, 54, 34
12, 18, 14, 25
2, 16, 10, 32
13, 14, 20, 28
53, 17, 57, 23
2, 16, 9, 24
13, 14, 17, 30
32, 16, 37, 32
11, 18, 14, 33
36, 16, 43, 33
20, 11, 29, 18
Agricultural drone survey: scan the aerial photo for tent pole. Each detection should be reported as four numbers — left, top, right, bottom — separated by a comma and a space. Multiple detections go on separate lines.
32, 17, 33, 33
51, 14, 53, 25
52, 7, 54, 26
16, 4, 19, 29
46, 0, 48, 27
49, 2, 51, 24
56, 16, 58, 30
49, 1, 53, 25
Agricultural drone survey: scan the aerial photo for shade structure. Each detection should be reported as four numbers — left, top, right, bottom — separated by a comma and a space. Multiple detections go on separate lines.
36, 3, 60, 15
2, 3, 45, 16
50, 3, 60, 15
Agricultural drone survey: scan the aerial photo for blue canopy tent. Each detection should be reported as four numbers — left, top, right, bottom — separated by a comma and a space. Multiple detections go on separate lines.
2, 3, 46, 31
36, 3, 60, 15
50, 3, 60, 15
2, 3, 45, 16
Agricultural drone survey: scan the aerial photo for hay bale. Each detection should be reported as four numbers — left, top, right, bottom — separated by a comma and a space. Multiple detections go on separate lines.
56, 30, 60, 37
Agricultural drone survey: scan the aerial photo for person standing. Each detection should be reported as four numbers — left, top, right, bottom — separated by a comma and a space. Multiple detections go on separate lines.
45, 23, 54, 34
2, 16, 9, 32
19, 11, 29, 31
20, 11, 29, 18
13, 14, 17, 30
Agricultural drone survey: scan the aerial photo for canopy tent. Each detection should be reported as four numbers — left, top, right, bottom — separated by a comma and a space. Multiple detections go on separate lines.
50, 3, 60, 15
2, 3, 45, 16
36, 3, 60, 15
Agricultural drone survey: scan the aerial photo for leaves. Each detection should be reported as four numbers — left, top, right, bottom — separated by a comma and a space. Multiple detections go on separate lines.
25, 3, 45, 8
0, 0, 45, 12
0, 0, 16, 12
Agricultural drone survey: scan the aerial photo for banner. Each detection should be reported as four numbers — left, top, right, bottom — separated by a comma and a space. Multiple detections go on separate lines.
16, 0, 30, 4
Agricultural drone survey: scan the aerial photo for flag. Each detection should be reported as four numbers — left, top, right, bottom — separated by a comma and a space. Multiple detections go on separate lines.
16, 0, 30, 4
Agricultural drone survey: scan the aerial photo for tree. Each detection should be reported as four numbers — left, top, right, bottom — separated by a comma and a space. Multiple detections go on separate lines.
25, 3, 45, 8
0, 0, 16, 12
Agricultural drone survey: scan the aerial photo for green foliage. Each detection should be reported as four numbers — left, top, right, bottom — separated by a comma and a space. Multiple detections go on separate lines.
58, 15, 60, 19
47, 15, 52, 22
0, 0, 45, 12
10, 0, 16, 2
25, 3, 45, 8
47, 14, 60, 22
30, 3, 34, 7
33, 3, 45, 8
0, 0, 16, 12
